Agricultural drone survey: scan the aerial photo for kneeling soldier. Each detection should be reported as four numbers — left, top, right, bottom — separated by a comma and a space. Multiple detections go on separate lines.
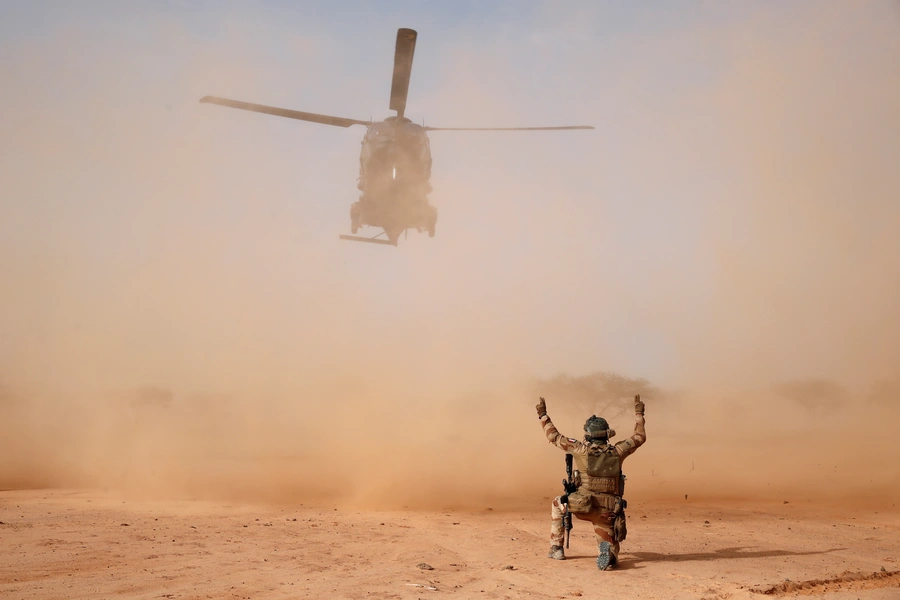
536, 394, 646, 570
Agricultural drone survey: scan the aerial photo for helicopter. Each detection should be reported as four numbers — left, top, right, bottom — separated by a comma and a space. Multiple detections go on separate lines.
200, 28, 593, 246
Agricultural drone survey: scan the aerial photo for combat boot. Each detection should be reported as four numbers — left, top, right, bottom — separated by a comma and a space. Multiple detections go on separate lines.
596, 541, 612, 570
548, 545, 565, 560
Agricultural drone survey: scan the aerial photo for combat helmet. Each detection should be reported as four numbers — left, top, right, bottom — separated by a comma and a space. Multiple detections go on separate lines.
584, 415, 615, 441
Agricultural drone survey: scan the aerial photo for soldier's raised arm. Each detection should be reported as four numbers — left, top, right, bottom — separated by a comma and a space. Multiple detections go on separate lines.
615, 394, 647, 459
536, 397, 584, 453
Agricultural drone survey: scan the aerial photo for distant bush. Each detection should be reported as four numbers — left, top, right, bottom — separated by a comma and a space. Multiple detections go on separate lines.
534, 371, 659, 422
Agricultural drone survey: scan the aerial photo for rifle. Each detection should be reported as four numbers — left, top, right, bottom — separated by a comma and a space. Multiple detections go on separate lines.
561, 453, 578, 548
613, 472, 628, 543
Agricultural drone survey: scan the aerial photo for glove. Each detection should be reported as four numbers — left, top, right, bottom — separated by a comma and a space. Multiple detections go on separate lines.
536, 397, 547, 419
634, 394, 645, 415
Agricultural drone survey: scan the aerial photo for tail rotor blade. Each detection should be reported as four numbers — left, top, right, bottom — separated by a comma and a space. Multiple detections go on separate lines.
389, 28, 417, 119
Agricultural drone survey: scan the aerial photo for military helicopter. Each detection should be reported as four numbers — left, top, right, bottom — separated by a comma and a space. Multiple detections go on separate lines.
200, 28, 593, 246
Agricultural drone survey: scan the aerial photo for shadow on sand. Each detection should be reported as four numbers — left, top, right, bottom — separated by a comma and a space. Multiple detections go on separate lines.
616, 546, 846, 570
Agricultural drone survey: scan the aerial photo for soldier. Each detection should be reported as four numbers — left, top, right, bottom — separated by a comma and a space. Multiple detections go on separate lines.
536, 394, 646, 570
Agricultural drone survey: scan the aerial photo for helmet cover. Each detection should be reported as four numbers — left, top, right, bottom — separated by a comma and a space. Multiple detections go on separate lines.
584, 415, 610, 439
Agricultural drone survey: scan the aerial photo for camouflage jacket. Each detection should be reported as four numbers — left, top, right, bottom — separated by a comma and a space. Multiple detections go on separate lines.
540, 411, 646, 496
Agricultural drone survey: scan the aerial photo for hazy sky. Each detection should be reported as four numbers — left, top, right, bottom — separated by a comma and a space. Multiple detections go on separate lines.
1, 1, 898, 400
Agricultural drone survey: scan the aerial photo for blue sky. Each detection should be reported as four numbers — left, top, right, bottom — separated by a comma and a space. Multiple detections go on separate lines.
1, 1, 898, 399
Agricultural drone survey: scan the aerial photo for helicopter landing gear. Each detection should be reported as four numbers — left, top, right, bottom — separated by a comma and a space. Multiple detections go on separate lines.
426, 205, 437, 238
350, 201, 361, 234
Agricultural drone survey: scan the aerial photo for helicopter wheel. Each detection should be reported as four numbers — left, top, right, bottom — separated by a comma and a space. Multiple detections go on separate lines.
350, 203, 361, 234
427, 208, 437, 238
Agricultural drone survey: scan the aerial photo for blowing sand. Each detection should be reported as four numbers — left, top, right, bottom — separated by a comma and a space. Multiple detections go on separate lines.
2, 378, 900, 599
2, 490, 899, 600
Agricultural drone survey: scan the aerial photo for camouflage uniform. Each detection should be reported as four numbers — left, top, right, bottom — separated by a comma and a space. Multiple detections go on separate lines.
539, 400, 646, 566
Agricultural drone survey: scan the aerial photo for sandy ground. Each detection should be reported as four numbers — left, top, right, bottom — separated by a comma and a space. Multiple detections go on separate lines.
1, 490, 899, 600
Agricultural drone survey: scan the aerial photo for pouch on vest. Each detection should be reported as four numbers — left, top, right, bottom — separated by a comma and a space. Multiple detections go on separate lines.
592, 493, 617, 512
566, 491, 592, 514
586, 444, 621, 478
572, 469, 582, 488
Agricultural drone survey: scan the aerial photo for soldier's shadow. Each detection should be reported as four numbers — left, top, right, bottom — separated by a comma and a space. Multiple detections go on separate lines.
615, 546, 847, 570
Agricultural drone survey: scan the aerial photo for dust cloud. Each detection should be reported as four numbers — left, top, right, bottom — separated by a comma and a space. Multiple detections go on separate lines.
1, 3, 898, 511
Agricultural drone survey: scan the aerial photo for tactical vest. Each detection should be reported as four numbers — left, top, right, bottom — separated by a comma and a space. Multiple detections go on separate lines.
583, 442, 622, 496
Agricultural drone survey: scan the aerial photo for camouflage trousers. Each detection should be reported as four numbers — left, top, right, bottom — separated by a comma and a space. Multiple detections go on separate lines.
550, 495, 620, 562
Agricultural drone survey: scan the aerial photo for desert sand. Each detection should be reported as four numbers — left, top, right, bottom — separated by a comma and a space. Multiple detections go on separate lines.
2, 375, 900, 600
2, 489, 899, 600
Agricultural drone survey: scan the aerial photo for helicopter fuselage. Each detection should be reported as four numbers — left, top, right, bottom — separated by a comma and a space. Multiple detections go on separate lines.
352, 117, 437, 244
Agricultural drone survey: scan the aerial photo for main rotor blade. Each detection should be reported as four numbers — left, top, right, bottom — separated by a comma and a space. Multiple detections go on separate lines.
424, 125, 595, 131
199, 96, 371, 128
389, 28, 417, 119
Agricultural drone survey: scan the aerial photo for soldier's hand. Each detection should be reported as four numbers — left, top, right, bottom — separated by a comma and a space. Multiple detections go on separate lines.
536, 397, 547, 418
634, 394, 645, 415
